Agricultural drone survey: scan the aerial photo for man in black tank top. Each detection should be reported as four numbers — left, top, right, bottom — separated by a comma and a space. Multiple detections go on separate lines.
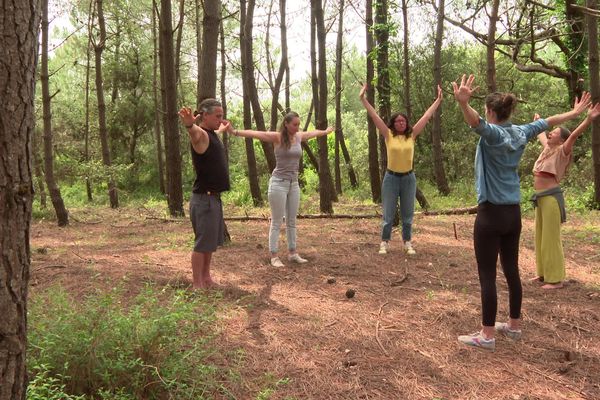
178, 99, 230, 289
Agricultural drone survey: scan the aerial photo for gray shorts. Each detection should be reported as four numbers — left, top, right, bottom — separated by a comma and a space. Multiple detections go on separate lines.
189, 193, 224, 252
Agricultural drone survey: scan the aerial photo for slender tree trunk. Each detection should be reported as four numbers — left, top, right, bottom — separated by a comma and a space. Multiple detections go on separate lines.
269, 0, 288, 131
32, 130, 47, 208
432, 0, 449, 195
111, 18, 121, 103
375, 0, 390, 182
160, 0, 184, 216
41, 0, 68, 226
401, 0, 411, 120
95, 0, 119, 208
84, 0, 94, 201
0, 0, 40, 397
587, 0, 600, 207
220, 17, 230, 164
242, 0, 277, 172
175, 0, 185, 93
240, 0, 263, 205
365, 0, 380, 203
195, 0, 203, 106
334, 0, 357, 192
152, 0, 166, 194
399, 0, 428, 210
486, 0, 499, 92
312, 0, 336, 211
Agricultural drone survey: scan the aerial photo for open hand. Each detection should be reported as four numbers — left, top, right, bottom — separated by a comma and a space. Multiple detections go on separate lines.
359, 84, 367, 99
573, 91, 592, 114
452, 74, 478, 104
178, 107, 195, 126
588, 103, 600, 120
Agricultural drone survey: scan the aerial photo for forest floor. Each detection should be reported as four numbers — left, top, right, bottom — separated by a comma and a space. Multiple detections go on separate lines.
29, 204, 600, 400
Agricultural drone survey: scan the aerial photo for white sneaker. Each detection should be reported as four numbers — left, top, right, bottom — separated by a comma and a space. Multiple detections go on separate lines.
378, 241, 389, 254
270, 257, 285, 267
288, 253, 308, 263
404, 241, 416, 255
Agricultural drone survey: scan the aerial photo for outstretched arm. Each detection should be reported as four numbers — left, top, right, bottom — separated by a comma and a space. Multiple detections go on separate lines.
545, 91, 591, 127
227, 124, 280, 143
412, 84, 443, 139
452, 74, 480, 128
359, 84, 390, 137
563, 102, 600, 156
301, 126, 335, 141
534, 113, 548, 147
179, 107, 209, 154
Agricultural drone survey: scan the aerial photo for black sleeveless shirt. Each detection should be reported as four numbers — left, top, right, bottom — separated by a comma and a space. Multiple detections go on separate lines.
191, 129, 230, 193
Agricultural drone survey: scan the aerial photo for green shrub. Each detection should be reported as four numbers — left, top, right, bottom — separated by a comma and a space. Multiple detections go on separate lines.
28, 284, 223, 399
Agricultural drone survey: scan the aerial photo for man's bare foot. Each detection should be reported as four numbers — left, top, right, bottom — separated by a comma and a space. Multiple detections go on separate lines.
529, 276, 544, 282
541, 282, 564, 290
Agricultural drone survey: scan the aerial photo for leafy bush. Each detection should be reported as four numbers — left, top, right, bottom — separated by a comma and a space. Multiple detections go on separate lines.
28, 285, 224, 399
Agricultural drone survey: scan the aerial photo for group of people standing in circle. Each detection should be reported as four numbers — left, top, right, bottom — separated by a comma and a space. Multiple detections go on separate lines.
179, 73, 599, 351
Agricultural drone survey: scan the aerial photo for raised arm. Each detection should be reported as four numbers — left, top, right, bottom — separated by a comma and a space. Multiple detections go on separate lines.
300, 126, 335, 141
179, 107, 209, 154
412, 84, 443, 139
544, 91, 591, 127
563, 102, 600, 155
452, 74, 481, 128
359, 84, 390, 137
534, 113, 548, 147
227, 124, 280, 143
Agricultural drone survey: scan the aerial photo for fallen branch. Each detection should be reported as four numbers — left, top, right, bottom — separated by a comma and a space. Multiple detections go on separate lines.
423, 206, 478, 216
375, 302, 390, 357
32, 264, 66, 272
530, 366, 592, 399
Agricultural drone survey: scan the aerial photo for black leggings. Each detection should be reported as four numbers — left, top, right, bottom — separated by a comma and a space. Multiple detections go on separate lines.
474, 202, 522, 327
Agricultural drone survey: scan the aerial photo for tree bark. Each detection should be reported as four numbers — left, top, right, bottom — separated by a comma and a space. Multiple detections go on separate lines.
587, 0, 600, 207
365, 0, 381, 203
486, 0, 499, 93
401, 0, 411, 121
334, 0, 358, 193
240, 0, 263, 205
241, 0, 277, 172
375, 0, 390, 182
159, 0, 184, 216
198, 0, 220, 102
32, 131, 47, 208
84, 0, 94, 201
152, 0, 166, 194
431, 0, 450, 195
94, 0, 119, 208
268, 0, 288, 132
41, 0, 69, 226
220, 16, 230, 165
312, 0, 336, 212
0, 0, 40, 397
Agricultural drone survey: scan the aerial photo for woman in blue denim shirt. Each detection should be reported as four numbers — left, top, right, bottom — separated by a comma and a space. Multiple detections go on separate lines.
228, 113, 333, 267
453, 74, 590, 351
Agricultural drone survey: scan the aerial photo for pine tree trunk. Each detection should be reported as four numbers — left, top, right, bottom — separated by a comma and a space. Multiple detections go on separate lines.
41, 0, 69, 226
587, 0, 600, 207
432, 0, 450, 195
95, 0, 119, 208
160, 0, 184, 216
240, 0, 263, 205
365, 0, 381, 203
312, 0, 336, 211
0, 0, 40, 397
152, 0, 166, 194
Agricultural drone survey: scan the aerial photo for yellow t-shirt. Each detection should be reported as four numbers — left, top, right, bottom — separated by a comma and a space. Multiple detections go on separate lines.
385, 130, 414, 173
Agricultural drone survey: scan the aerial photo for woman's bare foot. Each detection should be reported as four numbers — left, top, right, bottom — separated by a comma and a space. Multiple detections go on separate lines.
529, 276, 544, 282
541, 282, 564, 290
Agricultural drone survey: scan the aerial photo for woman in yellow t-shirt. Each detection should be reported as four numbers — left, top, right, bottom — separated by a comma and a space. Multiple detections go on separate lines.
359, 84, 443, 255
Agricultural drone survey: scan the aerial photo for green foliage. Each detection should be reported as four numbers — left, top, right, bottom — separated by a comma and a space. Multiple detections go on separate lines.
27, 364, 86, 400
28, 284, 224, 399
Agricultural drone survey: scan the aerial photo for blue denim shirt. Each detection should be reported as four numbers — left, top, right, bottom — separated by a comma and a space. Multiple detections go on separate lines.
473, 117, 549, 205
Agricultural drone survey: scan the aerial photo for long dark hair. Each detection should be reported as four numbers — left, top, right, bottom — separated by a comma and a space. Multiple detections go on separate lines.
387, 112, 413, 138
279, 111, 299, 149
485, 92, 517, 122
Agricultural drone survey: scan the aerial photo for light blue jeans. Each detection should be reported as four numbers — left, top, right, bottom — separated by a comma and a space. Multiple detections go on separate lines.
268, 176, 300, 253
381, 171, 417, 242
